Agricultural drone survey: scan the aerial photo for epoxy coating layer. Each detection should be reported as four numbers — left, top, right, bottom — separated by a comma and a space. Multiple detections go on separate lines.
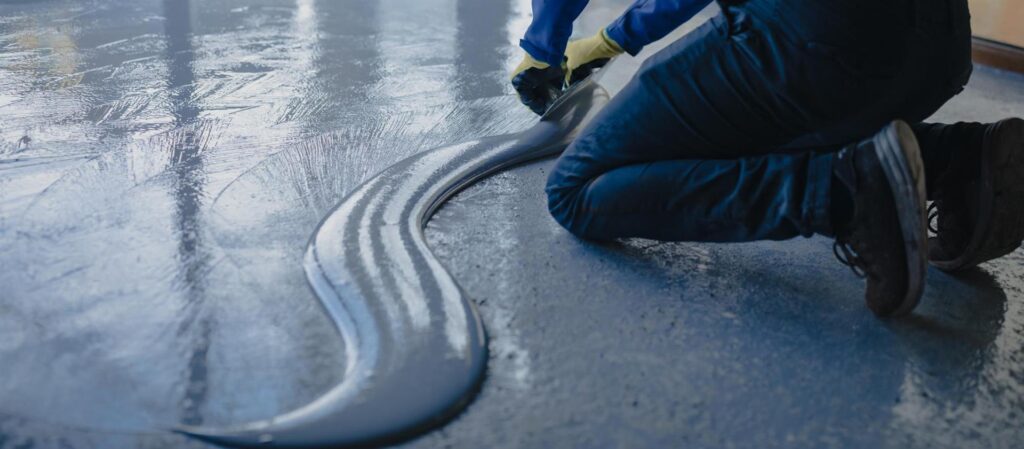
178, 78, 609, 447
4, 0, 1024, 448
0, 0, 565, 445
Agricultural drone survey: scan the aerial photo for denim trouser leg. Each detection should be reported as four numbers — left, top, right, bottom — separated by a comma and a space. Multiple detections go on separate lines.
546, 13, 837, 242
546, 3, 972, 243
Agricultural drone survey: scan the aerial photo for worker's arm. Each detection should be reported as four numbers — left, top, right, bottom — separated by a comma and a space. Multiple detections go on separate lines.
562, 0, 713, 86
512, 0, 714, 114
520, 0, 592, 66
604, 0, 714, 56
519, 0, 713, 65
511, 0, 590, 115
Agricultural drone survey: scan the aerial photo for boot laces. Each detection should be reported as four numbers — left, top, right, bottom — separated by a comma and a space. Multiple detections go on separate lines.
927, 201, 940, 235
833, 238, 867, 279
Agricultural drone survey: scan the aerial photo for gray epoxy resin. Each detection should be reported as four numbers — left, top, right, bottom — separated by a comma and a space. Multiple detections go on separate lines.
176, 78, 610, 447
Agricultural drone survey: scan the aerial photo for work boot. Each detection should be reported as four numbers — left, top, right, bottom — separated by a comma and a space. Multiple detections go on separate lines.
832, 121, 928, 317
929, 118, 1024, 271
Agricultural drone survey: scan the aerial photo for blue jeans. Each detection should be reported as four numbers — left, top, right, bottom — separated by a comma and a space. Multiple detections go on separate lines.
547, 0, 973, 242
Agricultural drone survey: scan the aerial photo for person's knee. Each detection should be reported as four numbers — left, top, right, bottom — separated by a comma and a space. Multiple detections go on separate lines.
545, 165, 585, 236
546, 133, 626, 240
546, 151, 606, 239
546, 165, 625, 241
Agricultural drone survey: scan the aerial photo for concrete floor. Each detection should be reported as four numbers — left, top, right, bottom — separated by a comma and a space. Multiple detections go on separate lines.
1, 0, 1023, 448
418, 66, 1024, 449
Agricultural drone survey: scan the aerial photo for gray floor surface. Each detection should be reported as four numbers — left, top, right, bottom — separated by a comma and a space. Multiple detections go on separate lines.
1, 0, 1022, 448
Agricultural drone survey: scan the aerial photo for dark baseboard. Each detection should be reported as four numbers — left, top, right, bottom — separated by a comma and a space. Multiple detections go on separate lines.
973, 37, 1024, 74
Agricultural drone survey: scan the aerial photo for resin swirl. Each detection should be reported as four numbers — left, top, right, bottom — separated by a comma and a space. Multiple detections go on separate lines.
177, 78, 609, 447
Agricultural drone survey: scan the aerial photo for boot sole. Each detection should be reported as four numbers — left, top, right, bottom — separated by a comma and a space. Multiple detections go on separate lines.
930, 117, 1024, 271
873, 120, 928, 317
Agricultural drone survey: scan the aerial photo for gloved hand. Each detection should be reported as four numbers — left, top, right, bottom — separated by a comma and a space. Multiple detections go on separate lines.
564, 29, 624, 87
510, 52, 565, 115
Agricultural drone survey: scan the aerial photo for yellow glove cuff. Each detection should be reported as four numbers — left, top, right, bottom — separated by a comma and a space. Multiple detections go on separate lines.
565, 30, 624, 70
510, 52, 550, 80
599, 29, 625, 54
563, 29, 624, 84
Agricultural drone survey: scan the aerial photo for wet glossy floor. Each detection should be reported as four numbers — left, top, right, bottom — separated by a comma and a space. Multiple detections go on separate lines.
417, 66, 1024, 448
1, 0, 545, 445
2, 0, 1023, 448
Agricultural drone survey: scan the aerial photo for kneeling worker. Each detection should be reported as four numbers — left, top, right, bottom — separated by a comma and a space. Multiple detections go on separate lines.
511, 0, 1024, 316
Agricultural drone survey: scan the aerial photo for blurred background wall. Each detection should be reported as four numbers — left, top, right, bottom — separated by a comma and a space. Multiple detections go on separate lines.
969, 0, 1024, 47
968, 0, 1024, 72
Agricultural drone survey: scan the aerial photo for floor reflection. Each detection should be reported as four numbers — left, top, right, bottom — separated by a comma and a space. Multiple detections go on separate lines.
454, 0, 512, 100
162, 0, 213, 427
1, 0, 1023, 447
